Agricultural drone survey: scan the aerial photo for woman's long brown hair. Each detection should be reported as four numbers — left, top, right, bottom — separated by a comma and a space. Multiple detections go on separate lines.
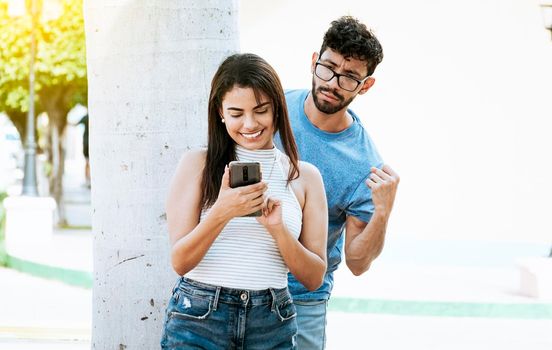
201, 53, 299, 209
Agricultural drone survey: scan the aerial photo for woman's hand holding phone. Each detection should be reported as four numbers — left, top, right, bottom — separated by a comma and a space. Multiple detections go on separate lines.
211, 166, 267, 220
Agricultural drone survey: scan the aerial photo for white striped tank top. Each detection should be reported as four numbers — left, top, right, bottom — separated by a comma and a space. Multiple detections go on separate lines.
185, 145, 303, 290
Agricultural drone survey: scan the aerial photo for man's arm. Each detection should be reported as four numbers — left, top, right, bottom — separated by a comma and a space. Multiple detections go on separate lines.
344, 164, 399, 276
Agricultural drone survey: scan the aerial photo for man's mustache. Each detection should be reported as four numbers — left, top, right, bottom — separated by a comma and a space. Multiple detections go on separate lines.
318, 86, 344, 101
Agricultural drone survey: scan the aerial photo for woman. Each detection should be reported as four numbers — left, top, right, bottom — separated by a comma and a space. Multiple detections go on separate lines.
161, 53, 328, 349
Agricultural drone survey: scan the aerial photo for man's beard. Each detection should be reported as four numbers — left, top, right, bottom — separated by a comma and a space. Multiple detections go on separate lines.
311, 81, 354, 115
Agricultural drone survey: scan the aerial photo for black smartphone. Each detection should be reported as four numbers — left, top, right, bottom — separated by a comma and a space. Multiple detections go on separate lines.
229, 161, 262, 217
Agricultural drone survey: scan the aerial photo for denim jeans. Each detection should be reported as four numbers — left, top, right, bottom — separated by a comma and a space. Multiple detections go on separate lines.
161, 277, 298, 349
293, 299, 328, 350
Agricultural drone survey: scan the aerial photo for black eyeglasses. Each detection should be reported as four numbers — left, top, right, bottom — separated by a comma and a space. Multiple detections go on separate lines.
314, 61, 370, 92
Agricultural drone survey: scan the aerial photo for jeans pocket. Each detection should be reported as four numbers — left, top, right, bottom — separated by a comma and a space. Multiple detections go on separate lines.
274, 297, 297, 322
169, 291, 213, 320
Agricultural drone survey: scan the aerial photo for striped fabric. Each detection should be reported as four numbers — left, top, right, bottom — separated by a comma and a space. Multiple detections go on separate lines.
185, 145, 303, 290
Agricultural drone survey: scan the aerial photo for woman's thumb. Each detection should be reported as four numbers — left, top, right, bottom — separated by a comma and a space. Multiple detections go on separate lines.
220, 165, 230, 189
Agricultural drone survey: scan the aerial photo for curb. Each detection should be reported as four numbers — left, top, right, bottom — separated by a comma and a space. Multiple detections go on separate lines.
3, 253, 92, 289
328, 297, 552, 319
0, 326, 90, 341
2, 200, 551, 321
0, 200, 92, 289
4, 252, 552, 320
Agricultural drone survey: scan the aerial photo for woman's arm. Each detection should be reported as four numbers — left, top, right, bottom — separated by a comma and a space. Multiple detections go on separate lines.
258, 161, 328, 291
166, 150, 267, 275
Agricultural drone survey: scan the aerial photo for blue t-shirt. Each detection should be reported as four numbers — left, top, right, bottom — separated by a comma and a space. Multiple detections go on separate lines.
276, 89, 383, 301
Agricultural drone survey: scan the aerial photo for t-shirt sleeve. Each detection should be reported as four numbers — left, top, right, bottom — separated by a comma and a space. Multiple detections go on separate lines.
344, 133, 384, 223
344, 178, 375, 223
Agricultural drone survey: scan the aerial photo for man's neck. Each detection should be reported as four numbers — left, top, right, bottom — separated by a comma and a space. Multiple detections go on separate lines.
304, 92, 353, 133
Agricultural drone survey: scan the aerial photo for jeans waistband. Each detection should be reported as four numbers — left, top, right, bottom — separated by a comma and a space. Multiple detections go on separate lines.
174, 277, 291, 309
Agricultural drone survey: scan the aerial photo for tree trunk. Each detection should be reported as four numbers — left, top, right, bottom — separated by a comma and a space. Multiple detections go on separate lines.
84, 1, 239, 348
5, 109, 41, 155
40, 87, 70, 224
5, 110, 27, 148
47, 120, 66, 224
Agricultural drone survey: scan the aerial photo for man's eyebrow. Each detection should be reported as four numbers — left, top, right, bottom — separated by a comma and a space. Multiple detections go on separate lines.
343, 69, 362, 78
320, 57, 338, 67
320, 58, 362, 78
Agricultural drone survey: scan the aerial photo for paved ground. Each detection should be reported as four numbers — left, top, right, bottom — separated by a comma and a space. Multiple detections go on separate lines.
2, 235, 552, 350
1, 159, 551, 349
0, 267, 91, 349
326, 312, 552, 350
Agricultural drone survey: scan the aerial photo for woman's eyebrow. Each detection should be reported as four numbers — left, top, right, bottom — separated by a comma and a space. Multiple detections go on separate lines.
226, 102, 270, 111
254, 102, 271, 109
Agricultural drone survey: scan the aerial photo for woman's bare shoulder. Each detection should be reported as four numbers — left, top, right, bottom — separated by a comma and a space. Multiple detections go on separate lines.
173, 148, 207, 180
292, 161, 324, 199
180, 148, 206, 164
298, 160, 323, 183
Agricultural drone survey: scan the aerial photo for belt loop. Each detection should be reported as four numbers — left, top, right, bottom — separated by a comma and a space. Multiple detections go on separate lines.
172, 277, 182, 295
269, 288, 277, 312
212, 287, 221, 311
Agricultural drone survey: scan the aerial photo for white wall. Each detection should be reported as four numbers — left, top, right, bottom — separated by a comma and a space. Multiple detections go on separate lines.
240, 0, 552, 242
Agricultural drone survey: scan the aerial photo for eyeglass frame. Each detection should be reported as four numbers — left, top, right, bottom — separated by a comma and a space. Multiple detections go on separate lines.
314, 60, 371, 92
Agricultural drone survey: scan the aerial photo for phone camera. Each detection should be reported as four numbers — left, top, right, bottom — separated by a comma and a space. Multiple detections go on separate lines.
243, 166, 249, 181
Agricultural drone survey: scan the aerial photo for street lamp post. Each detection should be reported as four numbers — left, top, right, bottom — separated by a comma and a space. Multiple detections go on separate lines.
7, 0, 41, 196
21, 0, 39, 196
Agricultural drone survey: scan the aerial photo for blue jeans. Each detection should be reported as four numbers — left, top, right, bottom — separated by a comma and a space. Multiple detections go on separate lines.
161, 277, 298, 349
294, 299, 328, 350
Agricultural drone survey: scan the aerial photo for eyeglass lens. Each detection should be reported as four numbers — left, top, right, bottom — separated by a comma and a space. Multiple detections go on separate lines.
315, 64, 359, 91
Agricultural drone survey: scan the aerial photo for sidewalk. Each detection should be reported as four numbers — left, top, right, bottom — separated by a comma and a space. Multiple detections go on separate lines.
327, 244, 552, 349
0, 159, 92, 349
0, 267, 91, 349
1, 235, 551, 349
2, 158, 92, 285
1, 160, 552, 349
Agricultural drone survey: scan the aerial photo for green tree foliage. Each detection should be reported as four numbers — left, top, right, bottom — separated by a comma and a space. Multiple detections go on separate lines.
0, 0, 86, 113
0, 1, 34, 138
37, 0, 87, 113
0, 0, 86, 223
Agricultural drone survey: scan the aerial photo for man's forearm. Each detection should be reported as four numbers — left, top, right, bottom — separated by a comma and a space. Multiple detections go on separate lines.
345, 212, 388, 276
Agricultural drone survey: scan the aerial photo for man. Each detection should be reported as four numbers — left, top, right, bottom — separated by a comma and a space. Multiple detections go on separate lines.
278, 16, 399, 349
77, 114, 90, 188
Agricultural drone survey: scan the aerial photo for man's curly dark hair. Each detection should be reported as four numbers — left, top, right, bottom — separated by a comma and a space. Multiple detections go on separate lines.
320, 16, 383, 76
